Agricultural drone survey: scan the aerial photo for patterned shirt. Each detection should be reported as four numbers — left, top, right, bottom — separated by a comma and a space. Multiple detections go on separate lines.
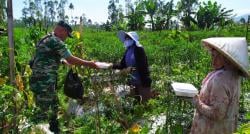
191, 69, 241, 134
30, 33, 72, 92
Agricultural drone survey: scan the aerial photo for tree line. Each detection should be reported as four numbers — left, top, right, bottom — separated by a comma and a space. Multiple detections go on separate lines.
0, 0, 244, 31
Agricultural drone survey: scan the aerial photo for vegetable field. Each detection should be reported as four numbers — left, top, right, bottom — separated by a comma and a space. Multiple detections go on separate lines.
0, 25, 250, 133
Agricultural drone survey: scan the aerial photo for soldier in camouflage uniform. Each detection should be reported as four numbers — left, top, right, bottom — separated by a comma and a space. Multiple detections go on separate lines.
30, 21, 99, 133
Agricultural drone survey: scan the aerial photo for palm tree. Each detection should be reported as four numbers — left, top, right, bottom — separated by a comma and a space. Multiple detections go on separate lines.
57, 0, 68, 21
69, 2, 74, 24
108, 0, 118, 26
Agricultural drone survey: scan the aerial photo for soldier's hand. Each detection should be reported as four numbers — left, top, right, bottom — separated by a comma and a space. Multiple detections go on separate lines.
91, 61, 99, 69
95, 62, 113, 69
61, 59, 71, 66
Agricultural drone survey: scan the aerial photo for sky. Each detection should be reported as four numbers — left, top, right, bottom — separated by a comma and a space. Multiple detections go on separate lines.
13, 0, 250, 24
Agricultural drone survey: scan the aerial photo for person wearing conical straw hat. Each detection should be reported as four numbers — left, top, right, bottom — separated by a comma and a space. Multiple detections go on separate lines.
190, 37, 249, 134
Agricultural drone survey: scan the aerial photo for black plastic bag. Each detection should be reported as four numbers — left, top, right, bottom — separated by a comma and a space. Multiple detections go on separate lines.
64, 69, 84, 100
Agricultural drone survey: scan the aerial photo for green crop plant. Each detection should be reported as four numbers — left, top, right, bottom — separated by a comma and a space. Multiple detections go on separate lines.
0, 25, 249, 133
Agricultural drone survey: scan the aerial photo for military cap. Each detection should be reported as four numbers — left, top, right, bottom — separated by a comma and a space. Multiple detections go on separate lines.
57, 20, 73, 38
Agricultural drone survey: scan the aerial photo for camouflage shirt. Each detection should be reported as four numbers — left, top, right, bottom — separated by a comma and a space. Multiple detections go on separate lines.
30, 33, 72, 92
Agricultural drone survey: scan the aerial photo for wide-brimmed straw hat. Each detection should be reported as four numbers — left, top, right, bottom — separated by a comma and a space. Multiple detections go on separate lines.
118, 31, 142, 47
202, 37, 249, 78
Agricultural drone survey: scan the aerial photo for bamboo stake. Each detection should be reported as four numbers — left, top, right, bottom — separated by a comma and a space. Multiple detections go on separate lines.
7, 0, 15, 85
7, 1, 18, 133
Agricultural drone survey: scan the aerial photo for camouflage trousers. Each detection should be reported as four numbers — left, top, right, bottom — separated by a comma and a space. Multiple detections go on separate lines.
31, 84, 59, 131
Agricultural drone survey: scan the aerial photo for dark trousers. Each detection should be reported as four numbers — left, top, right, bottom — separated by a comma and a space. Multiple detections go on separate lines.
132, 85, 152, 103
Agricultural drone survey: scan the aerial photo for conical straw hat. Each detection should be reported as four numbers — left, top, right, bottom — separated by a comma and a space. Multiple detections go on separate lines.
202, 37, 249, 78
118, 31, 142, 47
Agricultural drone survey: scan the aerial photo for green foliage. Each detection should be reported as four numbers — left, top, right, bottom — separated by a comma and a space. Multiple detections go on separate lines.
0, 35, 8, 75
0, 84, 33, 133
0, 0, 6, 24
127, 2, 146, 31
143, 0, 158, 30
108, 0, 125, 30
196, 0, 234, 29
0, 25, 250, 133
156, 0, 176, 30
235, 122, 250, 134
177, 0, 199, 30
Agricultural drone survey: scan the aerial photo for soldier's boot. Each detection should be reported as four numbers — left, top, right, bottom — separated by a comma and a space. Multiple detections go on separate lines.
49, 118, 60, 134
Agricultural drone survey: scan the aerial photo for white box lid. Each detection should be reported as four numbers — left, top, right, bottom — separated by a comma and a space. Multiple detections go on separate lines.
171, 82, 198, 97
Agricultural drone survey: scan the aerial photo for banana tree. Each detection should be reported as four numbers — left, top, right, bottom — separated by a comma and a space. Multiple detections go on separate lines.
196, 0, 233, 29
155, 0, 176, 30
126, 1, 145, 30
177, 0, 198, 30
143, 0, 158, 30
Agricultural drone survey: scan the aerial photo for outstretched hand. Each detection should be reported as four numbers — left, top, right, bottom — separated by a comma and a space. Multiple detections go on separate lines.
95, 62, 113, 69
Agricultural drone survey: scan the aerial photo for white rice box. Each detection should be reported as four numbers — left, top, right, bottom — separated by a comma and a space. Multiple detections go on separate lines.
171, 82, 198, 97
